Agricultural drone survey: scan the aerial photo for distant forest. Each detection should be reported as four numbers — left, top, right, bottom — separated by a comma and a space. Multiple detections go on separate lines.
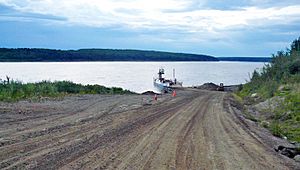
0, 48, 218, 62
218, 57, 271, 62
0, 48, 271, 62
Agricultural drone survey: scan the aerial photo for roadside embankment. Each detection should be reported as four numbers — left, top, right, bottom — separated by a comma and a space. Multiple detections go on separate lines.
234, 38, 300, 161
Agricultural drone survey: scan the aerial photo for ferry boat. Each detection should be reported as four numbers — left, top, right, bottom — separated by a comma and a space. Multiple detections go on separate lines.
153, 68, 182, 92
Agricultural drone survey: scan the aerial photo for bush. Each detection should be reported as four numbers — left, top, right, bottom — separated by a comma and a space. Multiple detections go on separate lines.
270, 121, 283, 137
261, 121, 270, 128
237, 37, 300, 142
288, 59, 300, 75
0, 80, 133, 102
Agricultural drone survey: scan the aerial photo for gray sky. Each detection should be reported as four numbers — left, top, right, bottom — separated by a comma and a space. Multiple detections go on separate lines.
0, 0, 299, 57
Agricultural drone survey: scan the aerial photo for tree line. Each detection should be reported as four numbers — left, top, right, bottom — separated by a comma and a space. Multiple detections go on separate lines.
0, 48, 218, 62
238, 37, 300, 142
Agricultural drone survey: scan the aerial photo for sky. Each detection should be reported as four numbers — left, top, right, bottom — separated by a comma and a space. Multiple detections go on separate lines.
0, 0, 299, 57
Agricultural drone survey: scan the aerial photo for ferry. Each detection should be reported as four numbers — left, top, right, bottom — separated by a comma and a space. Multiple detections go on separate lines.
153, 68, 182, 92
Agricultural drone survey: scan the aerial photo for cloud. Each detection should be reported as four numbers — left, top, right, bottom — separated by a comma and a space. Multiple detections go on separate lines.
0, 0, 299, 31
0, 4, 66, 22
0, 0, 299, 56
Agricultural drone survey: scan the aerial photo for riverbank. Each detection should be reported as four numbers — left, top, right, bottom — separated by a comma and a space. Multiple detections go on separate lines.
0, 80, 133, 102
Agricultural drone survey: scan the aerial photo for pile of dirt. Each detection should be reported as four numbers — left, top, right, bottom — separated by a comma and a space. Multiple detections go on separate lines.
195, 82, 220, 91
141, 91, 160, 95
195, 83, 242, 92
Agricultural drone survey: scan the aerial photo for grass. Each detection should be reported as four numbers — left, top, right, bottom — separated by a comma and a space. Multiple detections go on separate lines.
274, 88, 300, 141
238, 83, 300, 142
231, 93, 259, 122
0, 80, 134, 102
232, 93, 243, 104
236, 38, 300, 142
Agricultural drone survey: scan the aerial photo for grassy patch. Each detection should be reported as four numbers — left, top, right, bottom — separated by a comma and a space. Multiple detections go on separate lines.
0, 80, 134, 102
243, 111, 259, 122
232, 93, 243, 105
269, 121, 283, 137
236, 38, 300, 142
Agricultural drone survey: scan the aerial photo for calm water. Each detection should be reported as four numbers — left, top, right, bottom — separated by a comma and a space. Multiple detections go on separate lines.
0, 62, 265, 93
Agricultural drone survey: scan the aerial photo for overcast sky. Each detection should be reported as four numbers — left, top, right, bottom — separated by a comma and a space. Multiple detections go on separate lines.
0, 0, 299, 57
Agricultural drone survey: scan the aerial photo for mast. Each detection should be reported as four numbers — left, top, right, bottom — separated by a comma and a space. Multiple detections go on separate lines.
173, 69, 175, 80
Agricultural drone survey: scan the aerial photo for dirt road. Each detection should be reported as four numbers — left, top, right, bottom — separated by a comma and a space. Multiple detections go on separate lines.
0, 89, 298, 169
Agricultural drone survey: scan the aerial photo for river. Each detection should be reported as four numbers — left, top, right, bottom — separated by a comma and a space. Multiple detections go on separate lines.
0, 61, 266, 93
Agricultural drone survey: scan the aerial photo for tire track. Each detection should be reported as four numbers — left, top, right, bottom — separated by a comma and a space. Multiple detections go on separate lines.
0, 89, 296, 170
175, 94, 212, 169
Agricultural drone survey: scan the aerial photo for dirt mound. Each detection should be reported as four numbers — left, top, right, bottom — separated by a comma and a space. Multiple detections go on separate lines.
196, 82, 220, 91
195, 83, 242, 92
141, 91, 160, 95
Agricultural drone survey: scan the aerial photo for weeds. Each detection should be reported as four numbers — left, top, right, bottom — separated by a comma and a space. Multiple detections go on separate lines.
0, 80, 133, 102
270, 121, 283, 137
236, 38, 300, 142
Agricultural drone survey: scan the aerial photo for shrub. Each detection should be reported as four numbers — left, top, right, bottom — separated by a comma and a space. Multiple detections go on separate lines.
237, 37, 300, 142
270, 121, 283, 137
261, 121, 270, 128
288, 59, 300, 75
0, 80, 133, 101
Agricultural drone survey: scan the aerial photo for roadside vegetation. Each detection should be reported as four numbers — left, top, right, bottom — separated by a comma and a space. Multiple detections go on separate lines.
0, 80, 133, 102
237, 37, 300, 142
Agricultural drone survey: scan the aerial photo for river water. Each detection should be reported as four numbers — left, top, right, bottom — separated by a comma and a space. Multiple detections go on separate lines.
0, 62, 265, 93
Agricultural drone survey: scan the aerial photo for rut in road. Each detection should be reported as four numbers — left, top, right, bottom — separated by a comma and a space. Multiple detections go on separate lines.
0, 89, 297, 169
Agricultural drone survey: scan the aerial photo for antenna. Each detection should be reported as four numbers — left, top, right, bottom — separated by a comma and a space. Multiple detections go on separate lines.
173, 69, 175, 79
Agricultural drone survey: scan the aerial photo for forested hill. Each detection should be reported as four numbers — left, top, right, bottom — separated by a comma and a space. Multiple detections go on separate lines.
218, 57, 271, 62
0, 48, 218, 62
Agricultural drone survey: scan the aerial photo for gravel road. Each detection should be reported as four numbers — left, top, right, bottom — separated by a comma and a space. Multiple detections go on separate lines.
0, 89, 298, 169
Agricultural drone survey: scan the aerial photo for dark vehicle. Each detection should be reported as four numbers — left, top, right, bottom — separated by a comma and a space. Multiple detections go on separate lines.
217, 83, 224, 91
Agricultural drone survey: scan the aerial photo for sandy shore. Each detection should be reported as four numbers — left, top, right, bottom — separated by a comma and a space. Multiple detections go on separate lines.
0, 88, 298, 169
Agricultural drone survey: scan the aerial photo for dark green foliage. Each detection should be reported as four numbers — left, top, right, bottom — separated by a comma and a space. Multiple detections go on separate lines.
0, 80, 133, 102
218, 57, 271, 62
238, 37, 300, 142
270, 121, 283, 137
239, 38, 300, 99
288, 59, 300, 74
291, 38, 300, 51
0, 48, 218, 62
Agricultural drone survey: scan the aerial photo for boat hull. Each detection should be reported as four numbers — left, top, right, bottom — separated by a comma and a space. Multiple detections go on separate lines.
153, 79, 169, 91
